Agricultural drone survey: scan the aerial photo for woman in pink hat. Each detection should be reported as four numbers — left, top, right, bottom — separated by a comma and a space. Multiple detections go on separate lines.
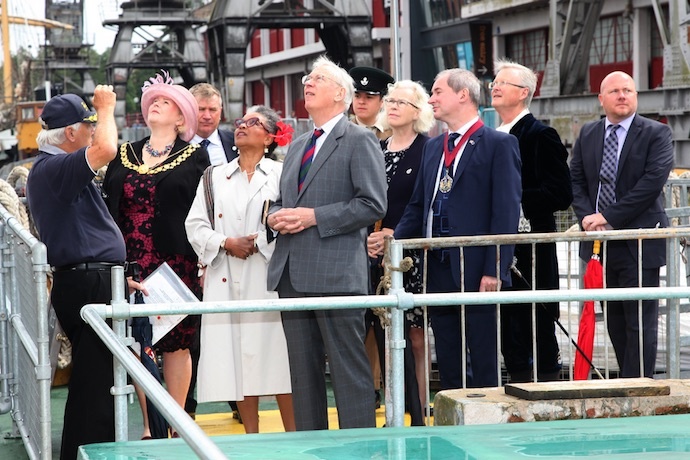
103, 70, 210, 439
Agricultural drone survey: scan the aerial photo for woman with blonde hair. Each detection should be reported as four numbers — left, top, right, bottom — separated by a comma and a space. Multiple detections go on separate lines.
366, 79, 435, 425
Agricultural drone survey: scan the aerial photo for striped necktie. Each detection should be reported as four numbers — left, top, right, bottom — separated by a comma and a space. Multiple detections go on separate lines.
598, 124, 619, 211
298, 129, 324, 191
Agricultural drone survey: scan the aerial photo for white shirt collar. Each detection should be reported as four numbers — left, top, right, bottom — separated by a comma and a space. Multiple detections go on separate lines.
497, 108, 530, 133
191, 129, 222, 145
315, 113, 345, 135
606, 114, 634, 133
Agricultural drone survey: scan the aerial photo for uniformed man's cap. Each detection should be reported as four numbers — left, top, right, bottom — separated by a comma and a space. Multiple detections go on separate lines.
39, 94, 97, 130
349, 67, 395, 96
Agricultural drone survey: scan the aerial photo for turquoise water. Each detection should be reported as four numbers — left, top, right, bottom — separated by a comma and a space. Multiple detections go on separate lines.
79, 414, 690, 459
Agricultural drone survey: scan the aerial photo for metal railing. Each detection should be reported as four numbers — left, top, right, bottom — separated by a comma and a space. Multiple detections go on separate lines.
4, 184, 690, 458
73, 227, 690, 457
0, 205, 52, 460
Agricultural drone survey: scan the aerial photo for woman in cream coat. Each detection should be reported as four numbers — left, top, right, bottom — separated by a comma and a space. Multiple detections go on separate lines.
185, 105, 295, 433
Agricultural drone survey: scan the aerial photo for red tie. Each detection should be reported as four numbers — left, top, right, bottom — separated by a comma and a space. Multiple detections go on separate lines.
298, 128, 324, 191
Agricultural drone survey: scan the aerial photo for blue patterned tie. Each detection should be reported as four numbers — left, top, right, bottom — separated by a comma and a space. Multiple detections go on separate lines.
298, 129, 323, 191
447, 132, 460, 152
200, 139, 210, 148
598, 124, 619, 211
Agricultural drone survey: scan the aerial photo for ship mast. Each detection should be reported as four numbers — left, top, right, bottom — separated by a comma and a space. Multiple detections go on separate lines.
1, 0, 73, 104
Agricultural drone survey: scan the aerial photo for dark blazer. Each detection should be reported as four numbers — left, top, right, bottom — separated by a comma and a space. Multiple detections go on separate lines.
570, 114, 674, 268
511, 113, 572, 232
103, 136, 210, 256
267, 116, 387, 294
380, 134, 428, 230
218, 128, 238, 162
395, 125, 522, 290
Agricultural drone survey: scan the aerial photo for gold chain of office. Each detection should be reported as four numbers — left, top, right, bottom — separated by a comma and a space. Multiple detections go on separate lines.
120, 142, 198, 175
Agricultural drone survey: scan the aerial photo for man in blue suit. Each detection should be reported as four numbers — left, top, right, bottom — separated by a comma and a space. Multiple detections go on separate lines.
395, 69, 522, 389
571, 71, 673, 378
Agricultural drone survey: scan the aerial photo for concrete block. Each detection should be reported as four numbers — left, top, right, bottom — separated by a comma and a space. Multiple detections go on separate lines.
434, 379, 690, 426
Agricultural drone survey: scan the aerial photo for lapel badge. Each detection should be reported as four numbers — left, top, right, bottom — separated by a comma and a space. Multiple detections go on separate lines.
469, 139, 475, 145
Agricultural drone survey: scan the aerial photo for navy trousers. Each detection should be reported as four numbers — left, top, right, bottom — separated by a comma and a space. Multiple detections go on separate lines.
426, 257, 498, 389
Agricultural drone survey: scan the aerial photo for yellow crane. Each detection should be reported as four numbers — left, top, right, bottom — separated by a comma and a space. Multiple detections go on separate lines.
1, 0, 74, 104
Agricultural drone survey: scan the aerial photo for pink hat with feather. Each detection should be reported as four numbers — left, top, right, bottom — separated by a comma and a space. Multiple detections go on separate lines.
140, 70, 198, 142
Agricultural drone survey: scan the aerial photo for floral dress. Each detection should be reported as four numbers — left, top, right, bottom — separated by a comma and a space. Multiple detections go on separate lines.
382, 144, 424, 328
119, 172, 202, 352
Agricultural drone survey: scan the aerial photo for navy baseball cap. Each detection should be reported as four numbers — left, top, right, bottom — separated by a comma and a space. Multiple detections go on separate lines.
349, 67, 395, 95
39, 94, 97, 130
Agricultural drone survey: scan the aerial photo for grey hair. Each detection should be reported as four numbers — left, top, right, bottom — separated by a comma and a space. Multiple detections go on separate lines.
189, 82, 222, 104
36, 121, 82, 149
310, 55, 355, 110
435, 69, 481, 107
377, 80, 436, 134
246, 105, 281, 155
493, 58, 538, 106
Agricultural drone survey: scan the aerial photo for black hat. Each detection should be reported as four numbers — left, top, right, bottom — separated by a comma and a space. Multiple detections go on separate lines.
349, 67, 395, 95
39, 94, 97, 130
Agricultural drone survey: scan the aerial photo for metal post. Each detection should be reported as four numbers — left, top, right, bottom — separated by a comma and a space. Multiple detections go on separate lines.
32, 242, 52, 460
391, 0, 401, 80
110, 266, 130, 442
388, 239, 406, 428
666, 235, 681, 378
0, 220, 11, 413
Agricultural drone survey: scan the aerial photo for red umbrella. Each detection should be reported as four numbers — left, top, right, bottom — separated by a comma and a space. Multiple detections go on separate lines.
574, 240, 604, 380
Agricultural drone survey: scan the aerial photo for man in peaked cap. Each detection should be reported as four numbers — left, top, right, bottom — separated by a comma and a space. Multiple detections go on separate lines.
27, 88, 144, 460
349, 66, 395, 140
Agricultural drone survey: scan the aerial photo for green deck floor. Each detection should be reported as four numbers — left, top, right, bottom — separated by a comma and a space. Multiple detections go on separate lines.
78, 414, 690, 459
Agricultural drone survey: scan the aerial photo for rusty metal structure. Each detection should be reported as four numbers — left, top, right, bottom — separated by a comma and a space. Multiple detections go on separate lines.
104, 0, 208, 130
206, 0, 373, 122
43, 0, 96, 97
103, 0, 374, 127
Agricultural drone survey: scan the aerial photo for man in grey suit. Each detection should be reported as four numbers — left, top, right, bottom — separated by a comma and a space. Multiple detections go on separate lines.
571, 71, 673, 378
267, 55, 387, 430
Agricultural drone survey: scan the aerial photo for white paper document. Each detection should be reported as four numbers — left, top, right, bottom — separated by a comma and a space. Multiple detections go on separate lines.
131, 262, 199, 346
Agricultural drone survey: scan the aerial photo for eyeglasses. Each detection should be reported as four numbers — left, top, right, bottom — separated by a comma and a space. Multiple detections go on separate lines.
383, 98, 419, 109
488, 80, 527, 90
234, 117, 267, 130
301, 73, 338, 85
604, 88, 636, 97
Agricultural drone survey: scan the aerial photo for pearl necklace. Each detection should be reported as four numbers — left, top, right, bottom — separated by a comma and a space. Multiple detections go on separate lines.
145, 139, 174, 158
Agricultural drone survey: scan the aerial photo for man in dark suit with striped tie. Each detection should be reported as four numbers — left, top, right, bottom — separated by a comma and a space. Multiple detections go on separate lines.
267, 55, 387, 430
571, 71, 674, 378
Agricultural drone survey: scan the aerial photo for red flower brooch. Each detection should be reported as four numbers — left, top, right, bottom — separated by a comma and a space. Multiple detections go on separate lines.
272, 121, 294, 147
